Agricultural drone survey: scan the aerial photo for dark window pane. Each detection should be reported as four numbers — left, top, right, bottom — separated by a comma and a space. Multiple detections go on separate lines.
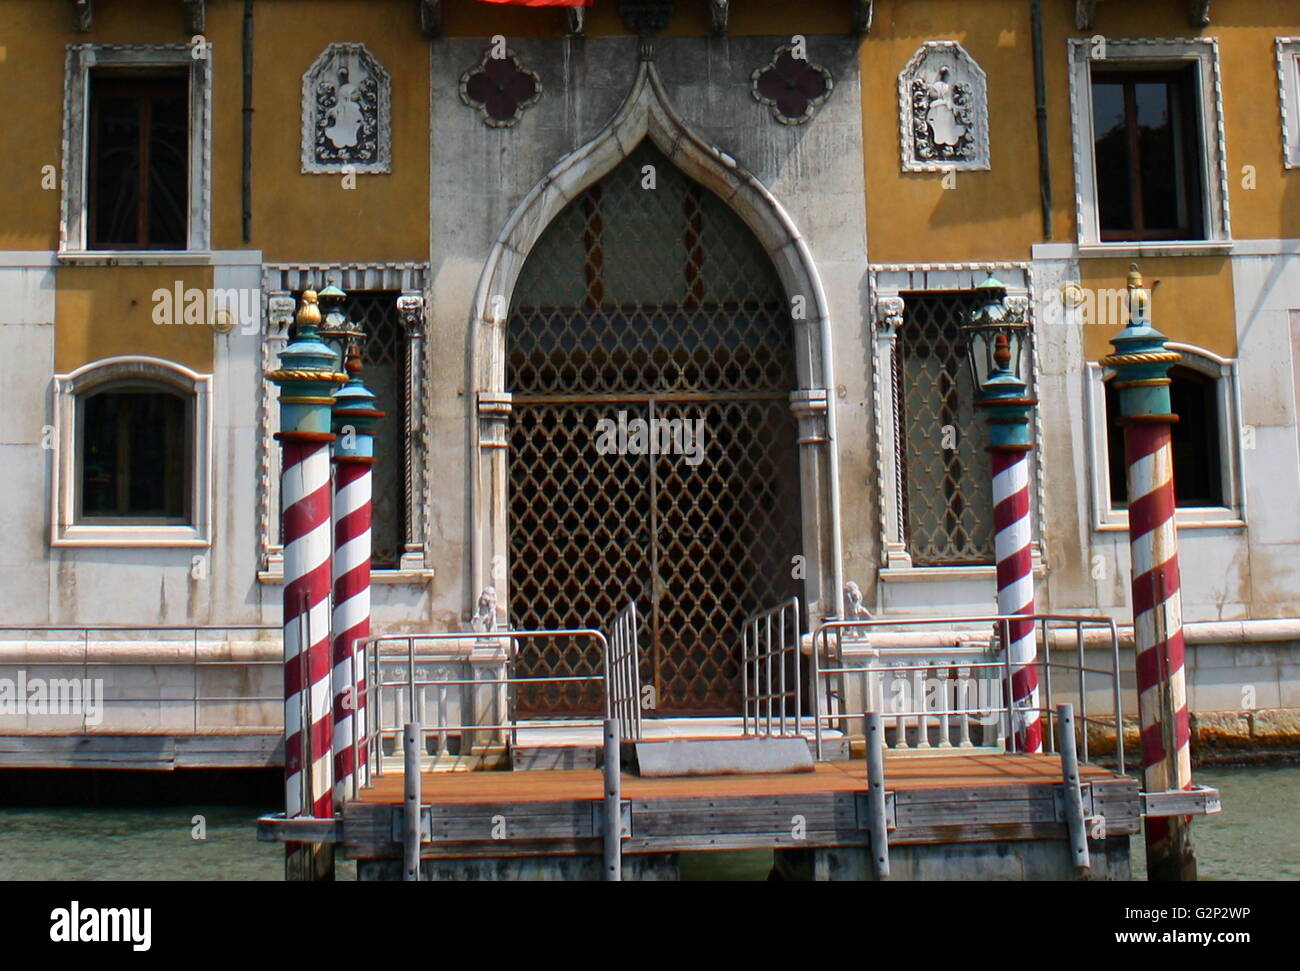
148, 93, 188, 248
88, 71, 188, 249
1092, 82, 1132, 234
91, 95, 143, 248
1092, 68, 1205, 241
81, 390, 188, 519
1169, 366, 1222, 506
1105, 367, 1222, 508
1134, 82, 1179, 231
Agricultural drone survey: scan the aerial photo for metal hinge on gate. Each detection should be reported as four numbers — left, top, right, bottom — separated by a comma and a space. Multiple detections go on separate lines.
591, 800, 632, 839
1140, 785, 1222, 818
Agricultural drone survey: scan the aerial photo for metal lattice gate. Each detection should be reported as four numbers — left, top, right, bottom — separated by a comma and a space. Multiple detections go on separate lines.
506, 142, 803, 716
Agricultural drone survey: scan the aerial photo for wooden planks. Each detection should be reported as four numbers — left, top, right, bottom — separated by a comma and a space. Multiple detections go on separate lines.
343, 754, 1142, 862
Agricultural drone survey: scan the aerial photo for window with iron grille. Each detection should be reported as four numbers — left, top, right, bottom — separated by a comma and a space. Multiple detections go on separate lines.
896, 292, 996, 566
287, 290, 407, 569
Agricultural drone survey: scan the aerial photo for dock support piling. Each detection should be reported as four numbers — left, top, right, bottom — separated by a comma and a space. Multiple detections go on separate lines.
603, 717, 622, 881
404, 722, 422, 882
1057, 703, 1090, 873
866, 711, 890, 879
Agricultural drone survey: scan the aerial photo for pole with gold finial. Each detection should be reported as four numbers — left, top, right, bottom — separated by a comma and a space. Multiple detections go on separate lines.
320, 286, 384, 806
1100, 264, 1197, 881
267, 289, 348, 881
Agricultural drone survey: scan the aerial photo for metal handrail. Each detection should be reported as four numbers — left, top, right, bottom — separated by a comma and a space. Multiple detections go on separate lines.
811, 613, 1124, 771
741, 596, 801, 738
361, 628, 612, 776
608, 602, 643, 742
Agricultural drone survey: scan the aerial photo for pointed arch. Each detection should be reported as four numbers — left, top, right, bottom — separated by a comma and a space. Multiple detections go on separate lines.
469, 58, 844, 622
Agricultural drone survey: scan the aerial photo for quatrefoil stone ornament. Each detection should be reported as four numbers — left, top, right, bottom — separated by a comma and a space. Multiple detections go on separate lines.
751, 45, 833, 125
459, 49, 541, 128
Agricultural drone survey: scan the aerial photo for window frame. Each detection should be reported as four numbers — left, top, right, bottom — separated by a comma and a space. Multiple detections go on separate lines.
1277, 38, 1300, 169
52, 356, 213, 548
871, 264, 1046, 586
1068, 37, 1230, 253
60, 44, 212, 260
1085, 342, 1244, 531
257, 264, 434, 584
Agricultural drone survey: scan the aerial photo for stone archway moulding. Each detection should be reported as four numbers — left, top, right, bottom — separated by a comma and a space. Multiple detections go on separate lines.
468, 56, 846, 626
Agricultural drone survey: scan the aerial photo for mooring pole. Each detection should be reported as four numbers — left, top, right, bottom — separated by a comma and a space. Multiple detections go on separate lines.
1100, 265, 1197, 881
321, 287, 384, 805
965, 277, 1042, 753
269, 290, 347, 881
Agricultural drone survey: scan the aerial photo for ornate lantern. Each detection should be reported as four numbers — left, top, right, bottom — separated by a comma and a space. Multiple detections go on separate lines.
961, 274, 1031, 398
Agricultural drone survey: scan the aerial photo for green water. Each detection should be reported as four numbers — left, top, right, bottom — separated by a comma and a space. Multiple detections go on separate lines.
0, 765, 1295, 881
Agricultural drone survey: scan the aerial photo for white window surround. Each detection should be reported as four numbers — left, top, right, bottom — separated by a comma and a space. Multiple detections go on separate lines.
256, 262, 434, 583
1084, 342, 1245, 532
59, 43, 213, 260
870, 263, 1047, 583
1278, 37, 1300, 169
1067, 37, 1231, 253
51, 356, 213, 548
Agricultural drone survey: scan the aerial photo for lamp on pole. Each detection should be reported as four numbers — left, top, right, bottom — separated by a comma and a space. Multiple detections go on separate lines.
962, 275, 1041, 754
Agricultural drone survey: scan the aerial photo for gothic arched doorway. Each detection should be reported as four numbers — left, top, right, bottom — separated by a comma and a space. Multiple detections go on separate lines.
506, 141, 804, 716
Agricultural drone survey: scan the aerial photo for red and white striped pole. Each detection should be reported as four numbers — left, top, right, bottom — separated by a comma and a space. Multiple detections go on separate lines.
1102, 265, 1197, 880
268, 290, 348, 881
329, 330, 383, 806
991, 449, 1041, 754
968, 276, 1041, 754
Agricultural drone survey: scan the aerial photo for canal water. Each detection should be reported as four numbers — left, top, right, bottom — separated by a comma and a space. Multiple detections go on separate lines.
0, 765, 1295, 880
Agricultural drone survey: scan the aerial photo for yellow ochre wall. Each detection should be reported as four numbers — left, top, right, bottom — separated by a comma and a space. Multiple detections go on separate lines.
55, 265, 216, 372
2, 0, 1294, 367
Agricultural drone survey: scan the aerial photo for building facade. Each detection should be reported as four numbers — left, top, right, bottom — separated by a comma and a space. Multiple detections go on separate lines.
1, 0, 1298, 766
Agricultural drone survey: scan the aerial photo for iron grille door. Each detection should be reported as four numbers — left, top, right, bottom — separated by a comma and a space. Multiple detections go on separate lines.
506, 142, 803, 716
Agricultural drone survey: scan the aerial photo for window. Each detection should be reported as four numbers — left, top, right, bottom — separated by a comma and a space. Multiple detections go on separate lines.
79, 386, 191, 521
52, 357, 212, 547
1069, 38, 1229, 249
1091, 67, 1205, 241
88, 71, 189, 250
1277, 38, 1300, 169
285, 290, 408, 570
1105, 366, 1222, 507
1086, 344, 1243, 529
61, 44, 211, 256
897, 292, 996, 566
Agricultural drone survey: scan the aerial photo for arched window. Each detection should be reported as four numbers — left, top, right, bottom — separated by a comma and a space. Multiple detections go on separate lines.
1106, 365, 1223, 508
52, 357, 211, 546
1088, 343, 1243, 528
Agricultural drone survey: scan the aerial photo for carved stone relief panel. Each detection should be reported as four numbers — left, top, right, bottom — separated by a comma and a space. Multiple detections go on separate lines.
302, 43, 392, 174
898, 41, 990, 172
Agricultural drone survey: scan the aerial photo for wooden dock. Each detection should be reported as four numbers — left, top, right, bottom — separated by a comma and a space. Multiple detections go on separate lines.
337, 752, 1142, 880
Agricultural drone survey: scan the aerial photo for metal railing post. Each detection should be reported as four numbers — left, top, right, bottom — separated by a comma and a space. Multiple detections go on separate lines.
403, 722, 422, 882
1057, 703, 1090, 873
866, 711, 890, 879
603, 717, 622, 882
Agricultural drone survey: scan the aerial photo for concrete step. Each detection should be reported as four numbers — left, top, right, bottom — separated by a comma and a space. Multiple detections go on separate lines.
630, 737, 814, 777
